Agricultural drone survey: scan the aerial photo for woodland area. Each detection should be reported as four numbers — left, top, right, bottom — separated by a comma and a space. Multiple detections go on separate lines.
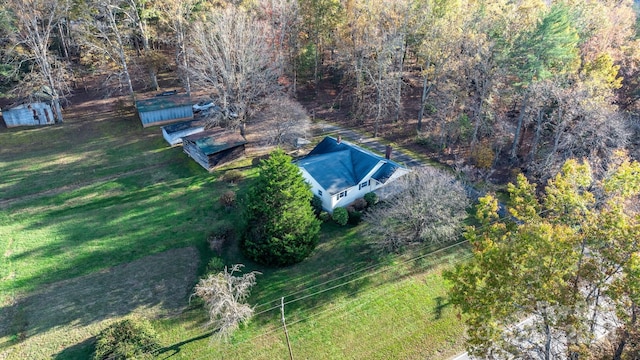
1, 0, 640, 184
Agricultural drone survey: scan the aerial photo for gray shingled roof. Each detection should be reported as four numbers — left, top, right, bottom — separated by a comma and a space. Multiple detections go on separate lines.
297, 136, 404, 194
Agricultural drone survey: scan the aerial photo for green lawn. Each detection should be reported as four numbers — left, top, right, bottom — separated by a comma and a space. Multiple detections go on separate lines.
153, 234, 470, 360
0, 107, 469, 359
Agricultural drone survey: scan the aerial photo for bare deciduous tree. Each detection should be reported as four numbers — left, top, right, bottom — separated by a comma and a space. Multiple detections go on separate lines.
252, 95, 311, 147
7, 0, 71, 123
188, 6, 282, 128
191, 264, 260, 339
124, 0, 160, 91
76, 0, 137, 102
157, 0, 198, 95
363, 167, 469, 253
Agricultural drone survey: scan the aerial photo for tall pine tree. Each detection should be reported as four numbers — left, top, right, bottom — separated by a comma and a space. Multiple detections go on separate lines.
242, 149, 321, 266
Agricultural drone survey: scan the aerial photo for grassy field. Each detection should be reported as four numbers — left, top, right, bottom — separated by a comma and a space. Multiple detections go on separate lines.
0, 103, 469, 359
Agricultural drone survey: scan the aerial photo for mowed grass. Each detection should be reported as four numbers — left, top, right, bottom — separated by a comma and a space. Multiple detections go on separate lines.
152, 233, 470, 360
0, 105, 469, 359
0, 111, 224, 298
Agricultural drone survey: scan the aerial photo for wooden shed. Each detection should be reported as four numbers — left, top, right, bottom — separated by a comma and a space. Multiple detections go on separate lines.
161, 119, 205, 146
135, 94, 193, 127
182, 128, 247, 171
2, 102, 55, 128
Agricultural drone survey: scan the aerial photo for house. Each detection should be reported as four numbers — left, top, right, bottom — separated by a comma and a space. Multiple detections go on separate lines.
161, 119, 205, 146
135, 93, 193, 127
296, 136, 410, 212
2, 102, 55, 128
182, 128, 247, 171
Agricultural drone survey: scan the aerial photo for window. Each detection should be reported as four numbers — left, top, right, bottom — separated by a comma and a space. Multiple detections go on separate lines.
318, 189, 323, 196
338, 190, 348, 199
359, 180, 368, 190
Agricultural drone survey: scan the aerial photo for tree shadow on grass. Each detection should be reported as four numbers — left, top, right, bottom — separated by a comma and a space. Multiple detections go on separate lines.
53, 336, 95, 360
233, 222, 382, 327
0, 247, 200, 349
155, 331, 213, 359
432, 296, 451, 320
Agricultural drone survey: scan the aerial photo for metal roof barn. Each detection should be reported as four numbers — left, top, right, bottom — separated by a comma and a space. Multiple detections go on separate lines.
2, 102, 55, 128
135, 94, 194, 127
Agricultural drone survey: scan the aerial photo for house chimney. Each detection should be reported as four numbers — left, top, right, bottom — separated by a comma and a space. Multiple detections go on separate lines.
385, 145, 392, 160
337, 135, 341, 144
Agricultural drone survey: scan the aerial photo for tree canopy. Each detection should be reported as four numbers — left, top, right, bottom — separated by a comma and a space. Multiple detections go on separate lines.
241, 149, 321, 266
446, 156, 640, 359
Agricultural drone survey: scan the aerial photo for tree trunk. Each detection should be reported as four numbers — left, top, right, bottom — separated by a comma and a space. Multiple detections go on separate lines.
511, 92, 529, 160
394, 38, 406, 123
57, 21, 69, 59
177, 24, 190, 95
546, 106, 566, 170
613, 303, 637, 360
544, 322, 551, 360
107, 8, 135, 103
313, 32, 320, 96
418, 74, 431, 131
417, 73, 432, 132
374, 61, 383, 138
130, 0, 158, 91
527, 108, 544, 164
471, 74, 490, 149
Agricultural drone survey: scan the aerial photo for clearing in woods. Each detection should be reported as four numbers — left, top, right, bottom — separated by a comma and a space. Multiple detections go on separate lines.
0, 96, 468, 359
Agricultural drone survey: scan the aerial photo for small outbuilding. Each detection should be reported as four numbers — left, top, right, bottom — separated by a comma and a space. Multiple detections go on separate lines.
135, 94, 193, 127
2, 102, 55, 128
182, 128, 247, 171
161, 119, 205, 146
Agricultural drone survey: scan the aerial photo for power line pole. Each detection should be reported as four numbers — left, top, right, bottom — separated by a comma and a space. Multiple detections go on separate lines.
281, 297, 294, 360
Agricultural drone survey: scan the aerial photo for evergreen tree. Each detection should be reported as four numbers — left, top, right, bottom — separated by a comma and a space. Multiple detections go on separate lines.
242, 149, 321, 266
508, 4, 581, 159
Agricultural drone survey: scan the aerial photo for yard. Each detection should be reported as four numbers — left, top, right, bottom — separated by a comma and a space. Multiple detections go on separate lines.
0, 99, 468, 359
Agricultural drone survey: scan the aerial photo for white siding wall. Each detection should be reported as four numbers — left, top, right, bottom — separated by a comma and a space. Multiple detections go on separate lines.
299, 161, 410, 213
300, 168, 332, 212
330, 179, 376, 210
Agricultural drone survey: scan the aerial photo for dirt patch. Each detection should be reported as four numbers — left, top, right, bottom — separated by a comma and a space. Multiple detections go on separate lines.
0, 247, 200, 359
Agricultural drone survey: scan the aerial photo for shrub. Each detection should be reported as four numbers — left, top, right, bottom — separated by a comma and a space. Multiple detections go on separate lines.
208, 223, 235, 254
251, 153, 271, 166
415, 135, 442, 152
93, 318, 160, 360
219, 190, 237, 209
332, 207, 348, 226
364, 192, 378, 207
192, 264, 259, 339
456, 114, 473, 142
207, 256, 226, 273
311, 195, 323, 215
347, 209, 362, 225
319, 211, 331, 222
221, 170, 244, 184
471, 142, 495, 170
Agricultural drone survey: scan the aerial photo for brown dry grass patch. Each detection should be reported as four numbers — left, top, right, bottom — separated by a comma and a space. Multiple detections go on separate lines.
0, 247, 200, 359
